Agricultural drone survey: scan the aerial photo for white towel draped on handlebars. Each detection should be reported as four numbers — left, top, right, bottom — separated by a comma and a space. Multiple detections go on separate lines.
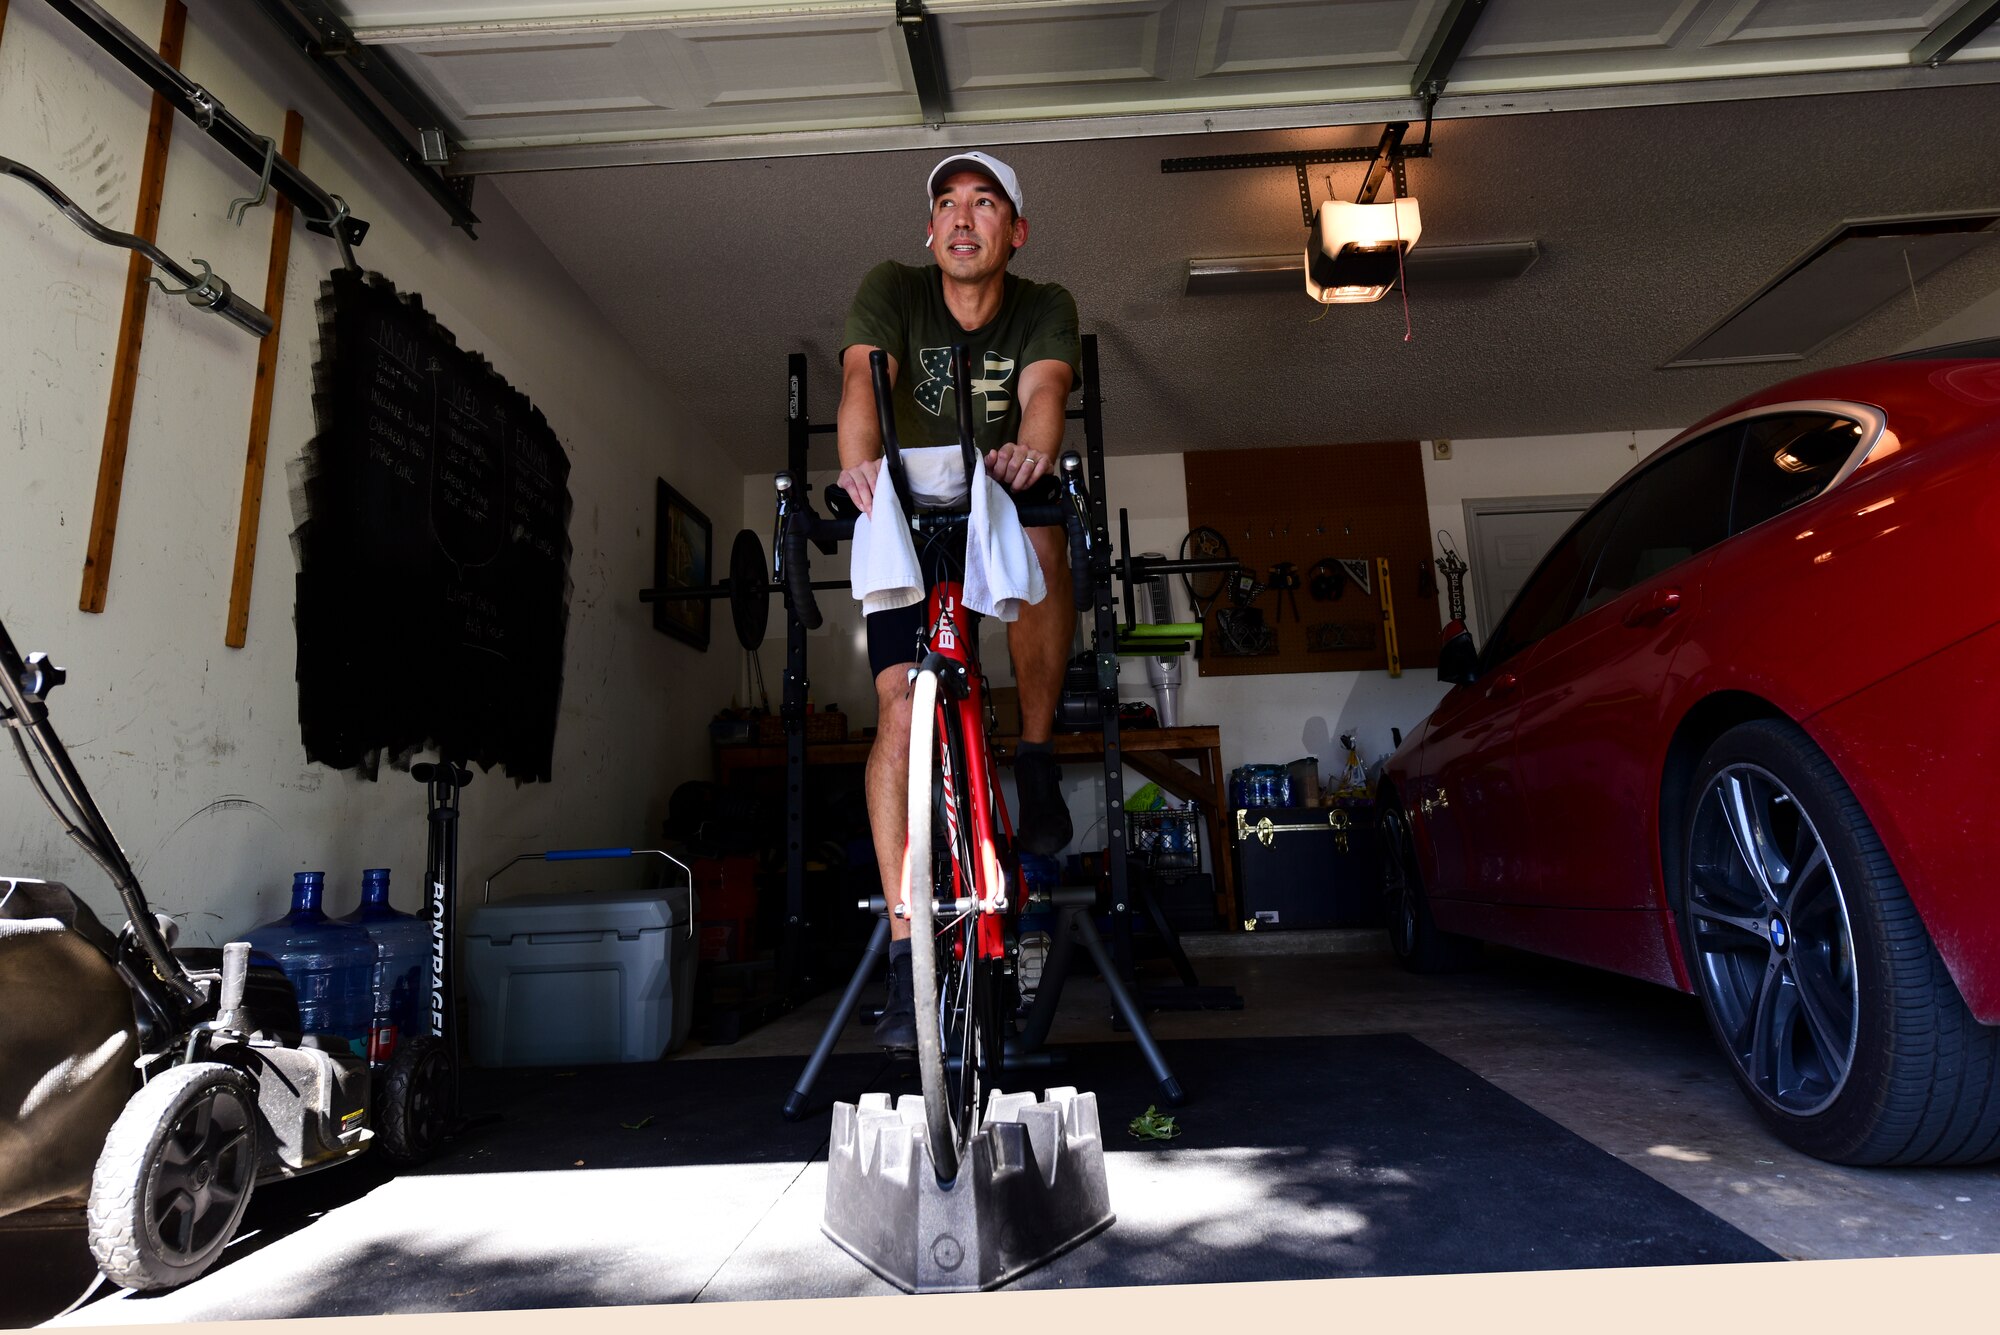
849, 445, 1046, 622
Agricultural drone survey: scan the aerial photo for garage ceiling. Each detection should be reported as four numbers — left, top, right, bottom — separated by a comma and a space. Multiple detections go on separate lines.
318, 2, 2000, 467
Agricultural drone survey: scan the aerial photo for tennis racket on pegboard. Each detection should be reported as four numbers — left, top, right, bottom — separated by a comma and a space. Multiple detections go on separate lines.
1179, 526, 1234, 658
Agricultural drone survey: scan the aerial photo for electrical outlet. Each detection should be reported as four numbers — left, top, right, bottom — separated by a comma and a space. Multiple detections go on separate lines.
1432, 438, 1453, 461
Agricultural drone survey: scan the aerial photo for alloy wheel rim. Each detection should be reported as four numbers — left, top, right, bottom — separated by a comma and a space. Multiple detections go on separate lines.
1687, 763, 1859, 1117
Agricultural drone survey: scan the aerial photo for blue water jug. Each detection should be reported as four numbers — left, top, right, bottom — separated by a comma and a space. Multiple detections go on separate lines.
335, 867, 433, 1064
244, 871, 375, 1054
1016, 851, 1060, 934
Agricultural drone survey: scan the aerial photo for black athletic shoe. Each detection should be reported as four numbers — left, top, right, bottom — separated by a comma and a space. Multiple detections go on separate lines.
874, 952, 917, 1052
1013, 749, 1074, 856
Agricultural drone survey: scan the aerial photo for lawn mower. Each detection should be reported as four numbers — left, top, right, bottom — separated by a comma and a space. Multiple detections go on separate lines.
0, 606, 457, 1291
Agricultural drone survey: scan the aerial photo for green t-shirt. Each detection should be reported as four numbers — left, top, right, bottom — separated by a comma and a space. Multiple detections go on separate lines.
841, 260, 1081, 455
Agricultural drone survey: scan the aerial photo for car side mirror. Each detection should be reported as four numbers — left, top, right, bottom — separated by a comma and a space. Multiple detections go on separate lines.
1437, 620, 1479, 685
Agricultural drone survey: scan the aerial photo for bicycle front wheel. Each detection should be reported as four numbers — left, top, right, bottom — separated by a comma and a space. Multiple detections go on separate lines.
904, 669, 1000, 1183
903, 669, 960, 1180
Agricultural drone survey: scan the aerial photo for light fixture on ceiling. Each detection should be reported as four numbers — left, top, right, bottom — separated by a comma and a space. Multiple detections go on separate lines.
1163, 121, 1436, 307
1306, 196, 1422, 304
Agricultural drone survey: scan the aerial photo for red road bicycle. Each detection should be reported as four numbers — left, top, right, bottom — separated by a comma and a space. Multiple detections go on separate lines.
782, 345, 1091, 1178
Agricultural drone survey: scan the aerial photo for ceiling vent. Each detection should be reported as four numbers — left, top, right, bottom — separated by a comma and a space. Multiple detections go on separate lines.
1666, 213, 2000, 368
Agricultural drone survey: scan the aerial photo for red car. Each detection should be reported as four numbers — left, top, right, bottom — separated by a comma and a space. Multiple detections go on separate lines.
1378, 339, 2000, 1166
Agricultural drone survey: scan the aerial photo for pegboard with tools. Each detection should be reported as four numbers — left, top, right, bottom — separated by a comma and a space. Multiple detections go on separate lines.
1182, 441, 1439, 678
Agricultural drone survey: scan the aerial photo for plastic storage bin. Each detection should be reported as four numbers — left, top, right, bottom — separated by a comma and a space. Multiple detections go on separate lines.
463, 848, 696, 1067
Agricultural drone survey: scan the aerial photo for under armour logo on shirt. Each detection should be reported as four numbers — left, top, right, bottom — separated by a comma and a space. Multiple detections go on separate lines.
914, 347, 1016, 423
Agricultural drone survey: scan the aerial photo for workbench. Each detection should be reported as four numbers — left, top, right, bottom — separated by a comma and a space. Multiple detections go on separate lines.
715, 723, 1238, 927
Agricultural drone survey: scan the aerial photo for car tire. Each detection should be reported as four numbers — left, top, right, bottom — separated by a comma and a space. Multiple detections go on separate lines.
1680, 719, 2000, 1166
1379, 799, 1480, 974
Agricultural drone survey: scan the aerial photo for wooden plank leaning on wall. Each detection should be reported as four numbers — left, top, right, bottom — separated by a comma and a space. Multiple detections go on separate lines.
78, 0, 188, 614
225, 108, 305, 648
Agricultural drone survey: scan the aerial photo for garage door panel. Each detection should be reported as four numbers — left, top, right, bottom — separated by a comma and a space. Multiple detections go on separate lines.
402, 32, 685, 127
942, 3, 1170, 90
390, 18, 919, 142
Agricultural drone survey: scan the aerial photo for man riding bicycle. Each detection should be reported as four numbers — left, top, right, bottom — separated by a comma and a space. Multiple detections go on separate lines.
835, 151, 1081, 1051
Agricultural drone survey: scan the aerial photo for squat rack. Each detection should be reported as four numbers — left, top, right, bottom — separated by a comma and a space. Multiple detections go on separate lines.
765, 333, 1242, 1027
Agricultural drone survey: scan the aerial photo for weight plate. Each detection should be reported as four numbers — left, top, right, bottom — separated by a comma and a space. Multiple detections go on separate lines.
730, 528, 771, 651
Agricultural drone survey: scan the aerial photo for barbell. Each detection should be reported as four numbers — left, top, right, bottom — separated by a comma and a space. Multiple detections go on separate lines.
639, 518, 1242, 655
639, 527, 847, 652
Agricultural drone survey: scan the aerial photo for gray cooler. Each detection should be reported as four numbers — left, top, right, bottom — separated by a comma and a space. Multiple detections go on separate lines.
464, 849, 696, 1067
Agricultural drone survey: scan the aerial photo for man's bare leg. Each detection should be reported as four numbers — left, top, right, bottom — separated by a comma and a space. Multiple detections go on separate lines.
1009, 525, 1071, 742
1007, 525, 1076, 853
868, 664, 919, 1050
868, 665, 916, 943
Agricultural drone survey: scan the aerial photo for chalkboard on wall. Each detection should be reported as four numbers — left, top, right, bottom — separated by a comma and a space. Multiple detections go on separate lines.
293, 269, 574, 782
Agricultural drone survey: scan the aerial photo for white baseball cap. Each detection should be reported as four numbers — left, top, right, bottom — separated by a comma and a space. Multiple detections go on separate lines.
925, 151, 1025, 217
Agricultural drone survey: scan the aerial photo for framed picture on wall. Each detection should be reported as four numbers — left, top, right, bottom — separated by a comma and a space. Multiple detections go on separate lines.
652, 479, 712, 650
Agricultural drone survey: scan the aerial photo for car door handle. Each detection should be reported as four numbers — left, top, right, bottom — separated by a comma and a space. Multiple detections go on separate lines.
1623, 586, 1683, 627
1485, 672, 1519, 700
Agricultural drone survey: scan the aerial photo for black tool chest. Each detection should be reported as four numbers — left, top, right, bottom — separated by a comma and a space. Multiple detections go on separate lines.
1234, 805, 1382, 930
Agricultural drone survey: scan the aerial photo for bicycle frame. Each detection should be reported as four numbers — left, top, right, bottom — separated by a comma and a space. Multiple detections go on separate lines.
912, 568, 1016, 970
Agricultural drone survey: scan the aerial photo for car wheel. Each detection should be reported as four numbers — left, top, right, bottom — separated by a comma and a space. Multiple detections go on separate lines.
1379, 799, 1479, 974
1680, 719, 2000, 1165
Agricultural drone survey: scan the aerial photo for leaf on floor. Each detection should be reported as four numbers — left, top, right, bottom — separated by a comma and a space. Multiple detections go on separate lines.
1127, 1105, 1182, 1141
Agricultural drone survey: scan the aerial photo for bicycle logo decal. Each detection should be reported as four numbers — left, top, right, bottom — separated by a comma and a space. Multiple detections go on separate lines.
939, 727, 962, 878
936, 593, 960, 652
913, 346, 1015, 422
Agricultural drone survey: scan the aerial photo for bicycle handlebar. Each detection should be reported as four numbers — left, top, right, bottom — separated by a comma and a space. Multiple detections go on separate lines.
779, 342, 1094, 629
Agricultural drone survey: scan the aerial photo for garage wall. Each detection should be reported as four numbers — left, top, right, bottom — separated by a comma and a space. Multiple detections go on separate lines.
0, 2, 735, 943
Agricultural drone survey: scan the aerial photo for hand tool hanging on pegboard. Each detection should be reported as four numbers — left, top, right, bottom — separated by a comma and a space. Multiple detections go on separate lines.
1268, 562, 1301, 622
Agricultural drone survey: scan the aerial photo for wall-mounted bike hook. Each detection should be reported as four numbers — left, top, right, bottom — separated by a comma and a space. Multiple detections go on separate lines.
227, 134, 278, 225
323, 194, 360, 271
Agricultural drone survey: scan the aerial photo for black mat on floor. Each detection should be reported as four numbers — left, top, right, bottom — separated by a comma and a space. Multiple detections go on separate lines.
408, 1050, 904, 1173
982, 1033, 1780, 1284
430, 1033, 1775, 1281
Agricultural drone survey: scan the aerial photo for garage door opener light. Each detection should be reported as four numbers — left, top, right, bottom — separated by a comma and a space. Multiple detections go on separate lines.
1306, 195, 1422, 304
1161, 121, 1431, 309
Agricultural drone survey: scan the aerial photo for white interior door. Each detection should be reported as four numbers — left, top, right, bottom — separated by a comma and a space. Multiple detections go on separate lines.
1463, 496, 1598, 643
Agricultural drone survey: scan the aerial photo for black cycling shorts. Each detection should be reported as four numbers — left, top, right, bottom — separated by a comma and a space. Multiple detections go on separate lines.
863, 473, 1059, 677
